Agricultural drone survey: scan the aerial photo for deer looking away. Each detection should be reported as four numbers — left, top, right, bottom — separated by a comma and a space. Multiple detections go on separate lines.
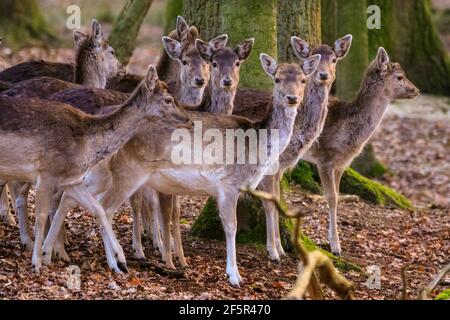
0, 65, 191, 272
1, 20, 123, 99
42, 48, 321, 287
258, 34, 353, 261
301, 47, 420, 256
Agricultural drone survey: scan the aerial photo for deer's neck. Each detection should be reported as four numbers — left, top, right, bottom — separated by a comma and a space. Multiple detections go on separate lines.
75, 55, 107, 88
86, 95, 147, 164
264, 96, 298, 161
209, 85, 235, 115
290, 81, 331, 154
175, 75, 204, 108
351, 78, 390, 141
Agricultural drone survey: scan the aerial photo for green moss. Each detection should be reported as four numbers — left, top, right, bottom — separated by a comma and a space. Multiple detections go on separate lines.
288, 161, 411, 209
435, 289, 450, 300
351, 144, 388, 178
287, 161, 323, 194
190, 198, 224, 240
340, 168, 412, 209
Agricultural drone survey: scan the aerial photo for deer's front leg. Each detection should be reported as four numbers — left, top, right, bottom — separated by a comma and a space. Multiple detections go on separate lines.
217, 191, 242, 287
318, 165, 341, 256
130, 189, 146, 260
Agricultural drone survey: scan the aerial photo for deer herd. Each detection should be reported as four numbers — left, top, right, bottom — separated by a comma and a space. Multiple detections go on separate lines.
0, 17, 420, 287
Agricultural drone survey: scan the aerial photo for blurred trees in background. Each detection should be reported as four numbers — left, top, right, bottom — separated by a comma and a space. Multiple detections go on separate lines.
0, 0, 55, 49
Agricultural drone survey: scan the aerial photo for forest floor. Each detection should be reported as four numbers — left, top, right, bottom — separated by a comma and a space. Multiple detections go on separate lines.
0, 98, 448, 300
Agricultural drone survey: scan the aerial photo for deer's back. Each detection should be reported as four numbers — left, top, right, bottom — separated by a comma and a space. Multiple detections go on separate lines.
2, 77, 79, 99
0, 60, 74, 84
49, 87, 128, 115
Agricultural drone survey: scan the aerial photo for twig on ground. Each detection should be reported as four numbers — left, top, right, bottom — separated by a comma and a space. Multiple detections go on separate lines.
417, 262, 450, 300
242, 188, 354, 300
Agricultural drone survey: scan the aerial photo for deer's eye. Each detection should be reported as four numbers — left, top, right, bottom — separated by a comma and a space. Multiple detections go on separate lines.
182, 60, 188, 65
301, 79, 307, 84
397, 76, 404, 81
275, 78, 280, 84
236, 61, 240, 67
332, 58, 337, 63
212, 62, 218, 68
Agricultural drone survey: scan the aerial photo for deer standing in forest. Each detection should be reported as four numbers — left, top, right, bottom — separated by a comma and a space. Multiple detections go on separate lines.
258, 35, 353, 261
42, 45, 321, 287
0, 65, 191, 272
301, 48, 419, 256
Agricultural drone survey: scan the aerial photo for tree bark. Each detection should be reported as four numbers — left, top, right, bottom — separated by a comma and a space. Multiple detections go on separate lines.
0, 0, 55, 49
108, 0, 153, 65
277, 0, 321, 63
334, 0, 369, 100
391, 0, 450, 95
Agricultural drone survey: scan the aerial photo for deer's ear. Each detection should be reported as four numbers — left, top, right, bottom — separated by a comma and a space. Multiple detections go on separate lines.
334, 34, 352, 60
376, 47, 390, 73
260, 53, 278, 78
209, 34, 228, 51
235, 38, 254, 61
91, 19, 103, 48
195, 39, 213, 61
176, 16, 189, 38
162, 36, 182, 60
145, 65, 159, 91
73, 31, 88, 47
291, 36, 311, 59
302, 54, 321, 76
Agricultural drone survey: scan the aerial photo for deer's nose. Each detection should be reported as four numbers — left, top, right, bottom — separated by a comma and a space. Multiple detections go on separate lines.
286, 95, 298, 105
223, 79, 233, 87
194, 77, 205, 86
319, 72, 329, 81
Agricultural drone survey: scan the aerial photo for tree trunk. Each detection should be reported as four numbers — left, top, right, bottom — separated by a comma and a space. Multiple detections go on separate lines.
334, 0, 369, 100
0, 0, 55, 49
277, 0, 321, 63
391, 0, 450, 95
108, 0, 153, 65
164, 0, 183, 34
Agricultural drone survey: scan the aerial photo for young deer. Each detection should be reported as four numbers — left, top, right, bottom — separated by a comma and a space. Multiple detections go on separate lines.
302, 48, 420, 256
258, 35, 353, 261
43, 51, 321, 287
131, 34, 255, 263
0, 65, 191, 272
2, 20, 123, 99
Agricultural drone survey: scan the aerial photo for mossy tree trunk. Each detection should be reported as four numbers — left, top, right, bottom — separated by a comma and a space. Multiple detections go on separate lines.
108, 0, 153, 65
391, 0, 450, 95
164, 0, 183, 34
0, 0, 55, 49
277, 0, 321, 63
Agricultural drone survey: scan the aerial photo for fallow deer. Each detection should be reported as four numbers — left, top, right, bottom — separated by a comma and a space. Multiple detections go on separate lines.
258, 35, 353, 261
42, 49, 321, 287
301, 48, 419, 256
0, 65, 191, 272
1, 20, 123, 99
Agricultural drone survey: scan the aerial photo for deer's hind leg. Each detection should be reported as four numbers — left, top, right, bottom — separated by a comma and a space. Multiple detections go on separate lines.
259, 174, 280, 261
9, 182, 33, 250
171, 195, 187, 268
130, 189, 146, 260
0, 182, 16, 227
317, 165, 342, 256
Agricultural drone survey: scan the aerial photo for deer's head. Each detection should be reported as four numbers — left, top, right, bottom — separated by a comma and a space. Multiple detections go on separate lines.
372, 48, 420, 100
162, 16, 210, 107
260, 53, 321, 108
135, 65, 192, 126
291, 35, 352, 86
74, 20, 124, 83
196, 35, 254, 92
